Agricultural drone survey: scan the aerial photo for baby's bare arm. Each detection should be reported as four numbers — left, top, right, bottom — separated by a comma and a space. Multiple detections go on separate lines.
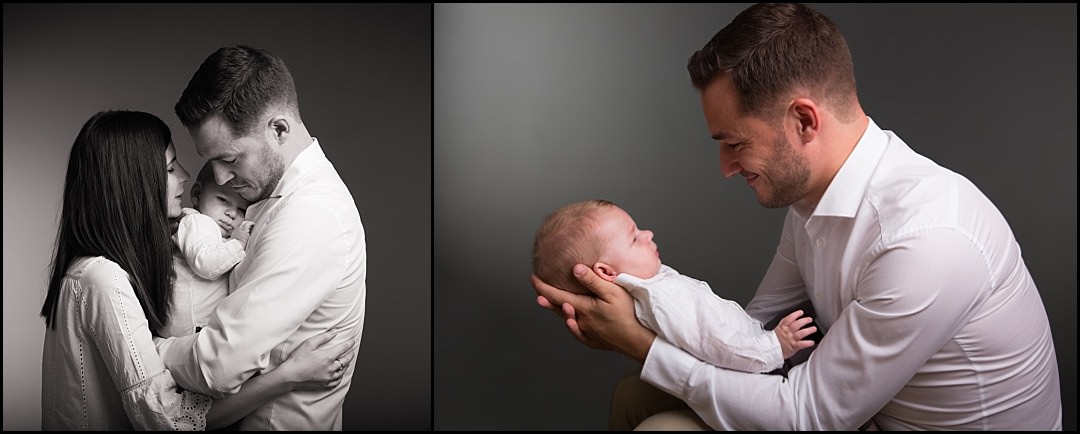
774, 309, 817, 359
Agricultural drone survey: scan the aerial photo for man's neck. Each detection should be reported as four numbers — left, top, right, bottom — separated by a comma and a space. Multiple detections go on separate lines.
281, 127, 315, 169
795, 114, 869, 215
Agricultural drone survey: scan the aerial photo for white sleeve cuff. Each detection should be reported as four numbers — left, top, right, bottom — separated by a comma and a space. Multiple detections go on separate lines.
641, 335, 700, 400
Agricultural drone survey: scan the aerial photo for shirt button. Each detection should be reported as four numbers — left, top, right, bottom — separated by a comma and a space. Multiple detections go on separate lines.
816, 238, 824, 247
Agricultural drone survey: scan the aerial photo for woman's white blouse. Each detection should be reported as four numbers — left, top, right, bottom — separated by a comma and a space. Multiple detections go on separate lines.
41, 256, 211, 430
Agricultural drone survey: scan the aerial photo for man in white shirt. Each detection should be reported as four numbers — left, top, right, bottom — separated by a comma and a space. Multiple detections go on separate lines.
156, 45, 367, 430
532, 3, 1061, 430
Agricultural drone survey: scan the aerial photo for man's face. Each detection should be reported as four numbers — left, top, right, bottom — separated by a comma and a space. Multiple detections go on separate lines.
194, 181, 251, 238
700, 76, 811, 209
190, 114, 285, 203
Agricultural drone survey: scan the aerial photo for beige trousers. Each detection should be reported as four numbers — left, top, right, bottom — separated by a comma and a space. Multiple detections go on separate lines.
609, 372, 711, 431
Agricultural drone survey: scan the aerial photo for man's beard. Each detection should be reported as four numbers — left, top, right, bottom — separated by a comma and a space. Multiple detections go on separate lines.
758, 133, 811, 209
244, 142, 286, 203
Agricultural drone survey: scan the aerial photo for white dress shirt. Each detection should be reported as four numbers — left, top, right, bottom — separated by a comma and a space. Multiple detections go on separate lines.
41, 256, 211, 430
616, 265, 783, 374
156, 139, 367, 430
641, 119, 1062, 430
160, 211, 240, 338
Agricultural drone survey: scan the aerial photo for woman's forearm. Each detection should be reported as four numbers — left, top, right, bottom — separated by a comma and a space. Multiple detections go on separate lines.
205, 370, 292, 429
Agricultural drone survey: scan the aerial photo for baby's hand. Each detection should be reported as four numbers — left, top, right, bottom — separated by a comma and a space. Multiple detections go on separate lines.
231, 221, 255, 244
774, 309, 817, 360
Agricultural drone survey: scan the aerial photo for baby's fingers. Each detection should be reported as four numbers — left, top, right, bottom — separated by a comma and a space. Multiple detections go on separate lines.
793, 316, 815, 330
795, 325, 818, 340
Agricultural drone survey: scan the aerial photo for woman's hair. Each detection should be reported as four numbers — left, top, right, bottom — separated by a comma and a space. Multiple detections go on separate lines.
41, 110, 177, 336
174, 44, 300, 136
532, 199, 617, 295
687, 3, 858, 122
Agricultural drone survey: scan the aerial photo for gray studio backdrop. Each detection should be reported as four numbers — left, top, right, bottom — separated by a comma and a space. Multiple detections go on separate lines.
3, 3, 430, 431
434, 3, 1076, 430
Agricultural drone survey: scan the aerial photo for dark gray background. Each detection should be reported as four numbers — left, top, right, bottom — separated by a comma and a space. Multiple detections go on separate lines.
3, 3, 431, 431
434, 3, 1076, 430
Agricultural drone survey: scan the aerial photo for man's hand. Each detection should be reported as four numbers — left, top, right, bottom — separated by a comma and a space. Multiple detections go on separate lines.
530, 264, 656, 362
774, 309, 817, 360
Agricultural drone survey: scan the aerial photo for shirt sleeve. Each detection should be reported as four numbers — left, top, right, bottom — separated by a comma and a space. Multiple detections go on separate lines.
641, 228, 992, 430
176, 213, 246, 280
158, 197, 350, 396
80, 260, 212, 430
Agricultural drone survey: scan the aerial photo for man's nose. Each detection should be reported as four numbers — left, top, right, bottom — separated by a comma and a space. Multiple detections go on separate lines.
213, 164, 234, 186
720, 150, 741, 178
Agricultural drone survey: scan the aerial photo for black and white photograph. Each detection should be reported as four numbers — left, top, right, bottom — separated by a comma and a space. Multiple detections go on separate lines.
4, 3, 430, 431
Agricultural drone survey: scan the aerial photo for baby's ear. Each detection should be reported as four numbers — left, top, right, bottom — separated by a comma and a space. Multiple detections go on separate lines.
593, 262, 618, 282
190, 181, 202, 207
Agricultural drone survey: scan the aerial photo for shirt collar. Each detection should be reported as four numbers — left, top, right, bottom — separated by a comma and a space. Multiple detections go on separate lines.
245, 138, 324, 221
811, 118, 888, 219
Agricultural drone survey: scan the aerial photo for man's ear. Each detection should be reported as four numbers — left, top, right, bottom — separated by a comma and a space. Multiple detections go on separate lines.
790, 97, 820, 145
593, 262, 619, 282
190, 181, 203, 208
268, 115, 290, 145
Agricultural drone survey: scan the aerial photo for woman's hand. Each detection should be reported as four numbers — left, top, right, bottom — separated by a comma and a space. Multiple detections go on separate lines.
275, 329, 357, 391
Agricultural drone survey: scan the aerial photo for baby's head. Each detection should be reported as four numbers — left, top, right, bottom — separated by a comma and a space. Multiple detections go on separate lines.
532, 199, 661, 295
191, 162, 252, 238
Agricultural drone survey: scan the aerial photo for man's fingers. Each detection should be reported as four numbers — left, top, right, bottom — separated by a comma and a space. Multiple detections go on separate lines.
566, 317, 593, 347
537, 295, 557, 311
561, 302, 577, 320
572, 264, 621, 300
533, 272, 595, 326
531, 273, 582, 308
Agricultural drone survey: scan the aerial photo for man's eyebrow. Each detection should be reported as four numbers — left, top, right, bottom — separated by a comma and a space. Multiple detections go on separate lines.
711, 132, 731, 141
197, 147, 227, 160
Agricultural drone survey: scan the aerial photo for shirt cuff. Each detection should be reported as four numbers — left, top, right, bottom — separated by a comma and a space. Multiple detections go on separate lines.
641, 335, 699, 400
763, 331, 785, 372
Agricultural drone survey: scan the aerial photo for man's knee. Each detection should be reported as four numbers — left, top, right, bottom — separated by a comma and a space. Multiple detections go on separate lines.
609, 373, 691, 430
634, 410, 711, 431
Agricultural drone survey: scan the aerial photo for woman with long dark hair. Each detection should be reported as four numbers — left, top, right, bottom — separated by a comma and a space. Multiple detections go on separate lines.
41, 110, 354, 430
